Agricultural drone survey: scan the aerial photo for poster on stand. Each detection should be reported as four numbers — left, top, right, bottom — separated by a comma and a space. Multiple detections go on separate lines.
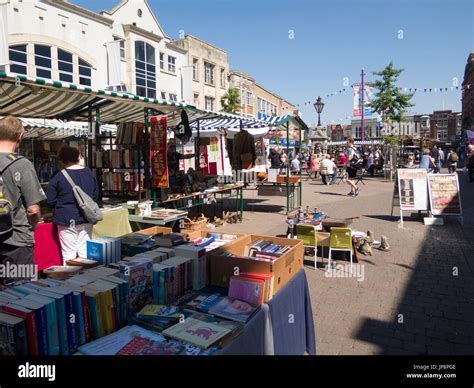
397, 169, 428, 210
150, 116, 169, 188
428, 173, 462, 216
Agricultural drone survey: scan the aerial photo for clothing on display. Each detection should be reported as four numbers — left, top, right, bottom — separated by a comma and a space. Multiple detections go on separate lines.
232, 130, 257, 170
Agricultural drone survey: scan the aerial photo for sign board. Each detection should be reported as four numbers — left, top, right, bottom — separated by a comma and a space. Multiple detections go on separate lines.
397, 169, 428, 211
427, 174, 462, 216
150, 116, 169, 188
352, 84, 374, 117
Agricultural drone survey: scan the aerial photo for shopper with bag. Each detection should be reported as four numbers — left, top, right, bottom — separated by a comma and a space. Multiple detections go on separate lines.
345, 138, 362, 197
47, 145, 99, 263
447, 148, 459, 173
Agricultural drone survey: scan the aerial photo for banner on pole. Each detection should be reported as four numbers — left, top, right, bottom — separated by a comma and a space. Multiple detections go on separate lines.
353, 84, 374, 117
150, 116, 169, 188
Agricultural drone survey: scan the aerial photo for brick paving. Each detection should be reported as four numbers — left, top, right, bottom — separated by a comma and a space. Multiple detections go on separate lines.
216, 171, 474, 355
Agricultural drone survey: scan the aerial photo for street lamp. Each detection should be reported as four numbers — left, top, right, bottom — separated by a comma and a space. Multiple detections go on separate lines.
313, 96, 325, 127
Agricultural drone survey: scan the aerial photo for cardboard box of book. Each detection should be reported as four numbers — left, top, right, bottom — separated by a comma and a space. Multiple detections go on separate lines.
209, 235, 304, 296
179, 230, 247, 285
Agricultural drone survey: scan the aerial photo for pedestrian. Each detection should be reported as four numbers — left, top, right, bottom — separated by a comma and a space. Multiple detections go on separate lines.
405, 152, 415, 168
419, 148, 435, 172
345, 138, 362, 196
268, 148, 281, 169
290, 153, 300, 175
310, 154, 320, 179
438, 147, 445, 168
446, 148, 459, 173
0, 116, 46, 284
46, 145, 99, 263
320, 154, 337, 185
367, 151, 375, 175
431, 145, 440, 172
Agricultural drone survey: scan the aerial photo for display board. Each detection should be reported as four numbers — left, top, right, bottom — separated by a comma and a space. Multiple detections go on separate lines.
397, 169, 428, 211
427, 173, 462, 216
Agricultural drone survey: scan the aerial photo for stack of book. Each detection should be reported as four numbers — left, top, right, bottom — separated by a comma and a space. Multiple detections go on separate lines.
115, 122, 144, 145
244, 240, 291, 261
195, 294, 259, 323
0, 266, 130, 355
86, 237, 122, 265
131, 304, 186, 332
94, 149, 139, 169
228, 273, 274, 305
102, 171, 142, 192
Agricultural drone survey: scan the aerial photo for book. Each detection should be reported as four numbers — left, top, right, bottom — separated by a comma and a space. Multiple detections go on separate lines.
0, 300, 38, 355
136, 305, 181, 319
197, 294, 259, 323
162, 318, 231, 349
78, 325, 167, 356
228, 276, 265, 306
154, 234, 185, 247
0, 312, 28, 355
119, 258, 153, 317
239, 272, 274, 302
116, 335, 184, 356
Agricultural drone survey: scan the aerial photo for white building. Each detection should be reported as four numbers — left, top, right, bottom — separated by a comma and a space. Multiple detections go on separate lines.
2, 0, 191, 102
351, 115, 418, 138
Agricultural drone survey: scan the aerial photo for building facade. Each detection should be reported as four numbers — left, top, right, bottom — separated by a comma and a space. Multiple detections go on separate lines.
4, 0, 190, 102
429, 110, 462, 143
462, 52, 474, 135
414, 115, 431, 139
228, 70, 256, 118
351, 117, 383, 139
174, 34, 229, 111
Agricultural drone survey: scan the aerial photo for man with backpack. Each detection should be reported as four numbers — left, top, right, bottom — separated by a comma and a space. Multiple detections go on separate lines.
447, 148, 459, 173
345, 138, 362, 197
0, 116, 46, 283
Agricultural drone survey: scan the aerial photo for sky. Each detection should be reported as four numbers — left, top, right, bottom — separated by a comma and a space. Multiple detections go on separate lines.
74, 0, 473, 126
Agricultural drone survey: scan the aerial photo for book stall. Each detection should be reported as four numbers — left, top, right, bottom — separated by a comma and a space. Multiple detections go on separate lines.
0, 225, 315, 356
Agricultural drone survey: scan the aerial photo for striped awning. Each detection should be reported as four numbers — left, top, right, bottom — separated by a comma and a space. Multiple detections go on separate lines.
0, 72, 199, 127
327, 140, 383, 146
190, 117, 268, 130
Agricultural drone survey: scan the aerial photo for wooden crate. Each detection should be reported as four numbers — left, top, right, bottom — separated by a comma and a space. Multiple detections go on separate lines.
209, 234, 304, 296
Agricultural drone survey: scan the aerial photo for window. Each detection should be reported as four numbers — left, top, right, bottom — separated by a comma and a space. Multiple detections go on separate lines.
220, 68, 225, 88
205, 96, 214, 110
168, 56, 176, 73
169, 93, 178, 102
204, 62, 214, 85
34, 44, 52, 79
442, 118, 448, 127
159, 53, 164, 70
160, 91, 166, 100
421, 119, 428, 127
354, 127, 361, 139
8, 44, 27, 75
58, 49, 73, 83
437, 129, 448, 141
135, 41, 156, 98
246, 91, 252, 106
114, 37, 125, 59
193, 93, 199, 105
192, 58, 198, 81
78, 58, 92, 86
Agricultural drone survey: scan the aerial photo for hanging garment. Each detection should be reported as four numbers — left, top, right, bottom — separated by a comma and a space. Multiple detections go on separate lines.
174, 110, 192, 144
232, 130, 257, 170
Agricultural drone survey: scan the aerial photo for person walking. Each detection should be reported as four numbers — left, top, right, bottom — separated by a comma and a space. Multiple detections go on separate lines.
268, 148, 281, 169
290, 153, 300, 176
0, 116, 46, 284
438, 147, 445, 169
310, 154, 320, 179
419, 148, 435, 172
446, 148, 459, 173
431, 145, 440, 173
280, 149, 288, 174
345, 138, 362, 196
46, 145, 99, 263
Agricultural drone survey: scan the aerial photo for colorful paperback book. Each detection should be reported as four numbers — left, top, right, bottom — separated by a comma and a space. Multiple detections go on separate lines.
162, 318, 231, 349
117, 335, 184, 356
197, 294, 259, 323
120, 258, 153, 317
228, 276, 265, 306
78, 325, 167, 355
137, 305, 181, 319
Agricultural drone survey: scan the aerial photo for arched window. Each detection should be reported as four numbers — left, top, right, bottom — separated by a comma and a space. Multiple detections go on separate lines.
58, 48, 73, 83
135, 41, 156, 98
34, 44, 52, 79
78, 58, 92, 86
8, 44, 27, 75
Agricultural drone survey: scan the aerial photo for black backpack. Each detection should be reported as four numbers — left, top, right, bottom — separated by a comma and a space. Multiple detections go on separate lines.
0, 154, 23, 243
349, 147, 363, 168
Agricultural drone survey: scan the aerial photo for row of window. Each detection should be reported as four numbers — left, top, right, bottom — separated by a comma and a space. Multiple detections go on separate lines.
9, 44, 92, 86
193, 60, 225, 88
257, 97, 276, 116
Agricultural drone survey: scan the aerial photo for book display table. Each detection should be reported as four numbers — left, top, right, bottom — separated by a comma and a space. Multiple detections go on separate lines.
218, 269, 316, 355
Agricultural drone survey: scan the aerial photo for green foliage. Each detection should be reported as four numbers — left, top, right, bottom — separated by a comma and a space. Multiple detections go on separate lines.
220, 88, 241, 114
382, 134, 400, 146
368, 62, 414, 124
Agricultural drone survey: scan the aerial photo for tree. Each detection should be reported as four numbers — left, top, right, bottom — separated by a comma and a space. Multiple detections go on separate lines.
220, 88, 241, 114
368, 62, 414, 137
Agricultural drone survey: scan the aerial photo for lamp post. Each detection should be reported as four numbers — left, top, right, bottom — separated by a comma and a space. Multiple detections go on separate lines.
313, 96, 325, 127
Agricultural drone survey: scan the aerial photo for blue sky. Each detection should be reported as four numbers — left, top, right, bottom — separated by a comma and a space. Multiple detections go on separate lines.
74, 0, 473, 125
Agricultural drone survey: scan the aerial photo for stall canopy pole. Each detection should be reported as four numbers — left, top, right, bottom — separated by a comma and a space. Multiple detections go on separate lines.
87, 103, 93, 173
298, 124, 302, 207
195, 118, 200, 171
286, 121, 290, 214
